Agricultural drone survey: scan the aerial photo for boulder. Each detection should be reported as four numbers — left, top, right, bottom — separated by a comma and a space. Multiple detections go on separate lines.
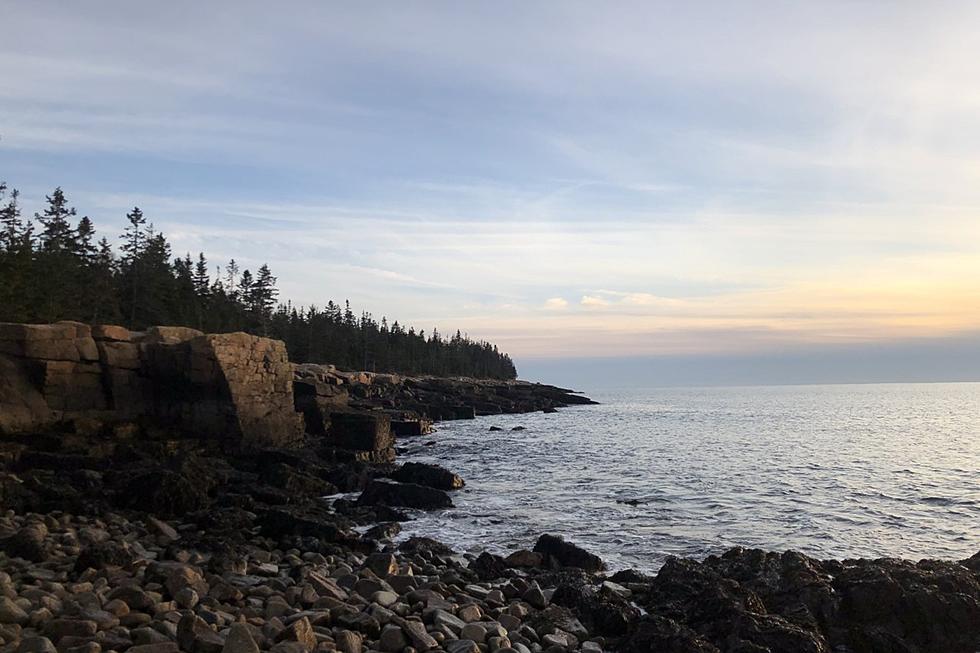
357, 479, 453, 510
392, 462, 464, 490
182, 333, 304, 449
533, 534, 605, 572
329, 412, 393, 451
0, 356, 52, 434
0, 323, 304, 450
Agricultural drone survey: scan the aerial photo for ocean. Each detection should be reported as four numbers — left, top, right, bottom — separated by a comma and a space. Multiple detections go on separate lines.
397, 382, 980, 572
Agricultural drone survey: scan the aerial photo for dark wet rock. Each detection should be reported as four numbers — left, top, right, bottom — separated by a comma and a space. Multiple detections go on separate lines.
257, 505, 354, 543
117, 469, 209, 517
0, 522, 49, 561
74, 540, 137, 572
398, 536, 454, 556
621, 615, 720, 652
505, 549, 543, 568
551, 576, 641, 636
533, 534, 606, 572
391, 461, 464, 490
609, 568, 655, 584
260, 462, 337, 497
635, 547, 980, 653
357, 479, 453, 510
469, 552, 508, 581
364, 522, 402, 540
488, 426, 503, 432
177, 614, 225, 653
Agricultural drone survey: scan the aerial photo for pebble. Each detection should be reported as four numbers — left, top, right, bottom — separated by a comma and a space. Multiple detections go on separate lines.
0, 597, 29, 625
335, 629, 362, 653
377, 624, 407, 652
0, 504, 613, 653
457, 604, 482, 623
460, 623, 487, 644
446, 640, 479, 653
221, 623, 260, 653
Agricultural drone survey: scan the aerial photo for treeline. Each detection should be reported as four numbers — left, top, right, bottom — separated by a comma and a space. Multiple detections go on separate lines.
0, 184, 517, 379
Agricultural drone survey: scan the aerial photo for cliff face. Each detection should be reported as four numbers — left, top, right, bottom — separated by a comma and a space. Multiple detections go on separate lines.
0, 322, 303, 449
0, 321, 594, 460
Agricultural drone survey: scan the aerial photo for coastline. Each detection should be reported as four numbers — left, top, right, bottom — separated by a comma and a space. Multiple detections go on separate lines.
1, 323, 978, 653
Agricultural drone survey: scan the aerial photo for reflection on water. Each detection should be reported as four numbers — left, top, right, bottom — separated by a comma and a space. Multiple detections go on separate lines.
398, 382, 980, 572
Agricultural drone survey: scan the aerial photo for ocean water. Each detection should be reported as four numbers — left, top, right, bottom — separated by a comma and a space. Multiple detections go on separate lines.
397, 382, 980, 572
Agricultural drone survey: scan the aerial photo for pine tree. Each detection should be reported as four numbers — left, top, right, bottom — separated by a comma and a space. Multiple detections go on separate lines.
36, 187, 77, 253
238, 269, 254, 309
225, 259, 240, 301
0, 184, 520, 379
0, 185, 33, 321
75, 216, 97, 262
34, 188, 84, 321
193, 253, 210, 297
119, 207, 147, 264
88, 238, 120, 324
250, 264, 278, 316
0, 186, 27, 252
119, 207, 148, 326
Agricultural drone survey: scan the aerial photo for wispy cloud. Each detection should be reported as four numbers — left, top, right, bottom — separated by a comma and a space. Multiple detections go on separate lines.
4, 2, 980, 367
544, 297, 569, 310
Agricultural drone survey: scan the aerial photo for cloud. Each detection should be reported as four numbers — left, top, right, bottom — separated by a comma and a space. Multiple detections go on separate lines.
544, 297, 568, 309
5, 2, 980, 368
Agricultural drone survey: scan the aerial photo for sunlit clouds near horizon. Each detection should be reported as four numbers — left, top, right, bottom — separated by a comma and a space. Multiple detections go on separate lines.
4, 2, 980, 368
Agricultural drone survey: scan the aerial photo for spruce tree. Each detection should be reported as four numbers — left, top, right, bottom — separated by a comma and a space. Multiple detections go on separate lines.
251, 264, 278, 316
119, 207, 148, 326
193, 253, 210, 297
35, 187, 76, 253
75, 216, 97, 262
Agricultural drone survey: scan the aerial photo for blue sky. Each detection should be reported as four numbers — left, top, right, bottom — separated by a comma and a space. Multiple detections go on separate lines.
4, 2, 980, 382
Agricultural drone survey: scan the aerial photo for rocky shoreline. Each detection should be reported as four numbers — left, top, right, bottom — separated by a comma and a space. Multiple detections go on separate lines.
1, 323, 978, 653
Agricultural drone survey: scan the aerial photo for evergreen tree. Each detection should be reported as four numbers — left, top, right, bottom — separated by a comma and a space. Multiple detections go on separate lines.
225, 259, 240, 301
119, 207, 148, 325
0, 184, 519, 379
0, 184, 33, 321
34, 188, 82, 321
75, 216, 97, 262
251, 264, 278, 316
0, 185, 27, 252
35, 187, 76, 253
193, 253, 210, 297
88, 238, 120, 324
119, 207, 147, 263
238, 269, 254, 305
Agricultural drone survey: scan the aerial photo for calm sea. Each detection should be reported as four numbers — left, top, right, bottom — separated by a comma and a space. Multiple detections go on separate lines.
398, 382, 980, 572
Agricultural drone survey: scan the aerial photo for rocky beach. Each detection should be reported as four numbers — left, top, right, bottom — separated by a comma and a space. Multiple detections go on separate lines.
1, 322, 978, 653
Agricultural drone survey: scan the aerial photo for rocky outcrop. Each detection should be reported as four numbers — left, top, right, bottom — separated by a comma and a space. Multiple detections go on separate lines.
0, 322, 302, 450
325, 412, 395, 463
619, 547, 980, 653
294, 363, 596, 426
534, 534, 607, 573
392, 461, 465, 490
1, 321, 593, 471
357, 479, 454, 510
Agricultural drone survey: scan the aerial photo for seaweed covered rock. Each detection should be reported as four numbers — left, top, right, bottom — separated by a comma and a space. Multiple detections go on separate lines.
357, 479, 453, 510
533, 534, 606, 572
391, 462, 464, 490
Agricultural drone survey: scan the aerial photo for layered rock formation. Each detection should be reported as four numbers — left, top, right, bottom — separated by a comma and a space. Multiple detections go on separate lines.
294, 363, 596, 433
0, 322, 302, 450
1, 322, 592, 462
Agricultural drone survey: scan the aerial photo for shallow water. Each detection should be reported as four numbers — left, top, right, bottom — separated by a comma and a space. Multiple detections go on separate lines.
397, 382, 980, 572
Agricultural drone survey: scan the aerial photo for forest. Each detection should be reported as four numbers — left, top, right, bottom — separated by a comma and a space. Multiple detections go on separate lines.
0, 184, 517, 379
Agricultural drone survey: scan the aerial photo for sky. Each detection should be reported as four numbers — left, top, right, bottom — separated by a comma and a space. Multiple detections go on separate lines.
4, 2, 980, 386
